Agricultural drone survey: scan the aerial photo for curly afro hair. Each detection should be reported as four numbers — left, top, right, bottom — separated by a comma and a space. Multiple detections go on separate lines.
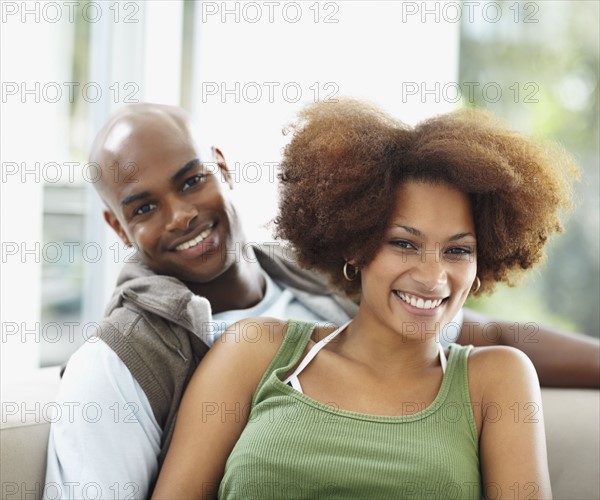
274, 98, 579, 298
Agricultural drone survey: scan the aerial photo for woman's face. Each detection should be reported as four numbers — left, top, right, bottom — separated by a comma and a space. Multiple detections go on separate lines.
357, 181, 477, 340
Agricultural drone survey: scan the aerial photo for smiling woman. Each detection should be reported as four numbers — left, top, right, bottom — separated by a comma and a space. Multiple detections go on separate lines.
151, 98, 579, 500
276, 98, 577, 299
356, 181, 477, 337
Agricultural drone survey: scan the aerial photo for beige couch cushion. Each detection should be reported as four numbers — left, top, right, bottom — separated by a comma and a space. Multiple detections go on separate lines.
542, 388, 600, 499
1, 369, 598, 499
1, 367, 61, 499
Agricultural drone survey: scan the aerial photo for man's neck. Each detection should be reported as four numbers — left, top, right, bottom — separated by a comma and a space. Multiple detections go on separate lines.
185, 248, 266, 314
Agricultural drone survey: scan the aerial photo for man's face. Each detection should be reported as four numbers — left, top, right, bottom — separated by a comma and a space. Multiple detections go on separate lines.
100, 119, 245, 285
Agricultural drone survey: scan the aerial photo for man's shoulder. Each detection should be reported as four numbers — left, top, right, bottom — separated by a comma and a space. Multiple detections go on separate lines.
106, 260, 193, 317
252, 242, 330, 292
61, 339, 145, 399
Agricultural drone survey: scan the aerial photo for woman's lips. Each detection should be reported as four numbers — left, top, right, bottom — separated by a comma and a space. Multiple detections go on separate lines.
393, 290, 449, 316
394, 291, 445, 309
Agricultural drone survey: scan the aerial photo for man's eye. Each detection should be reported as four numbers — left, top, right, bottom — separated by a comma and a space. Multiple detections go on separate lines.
134, 203, 156, 216
183, 174, 206, 191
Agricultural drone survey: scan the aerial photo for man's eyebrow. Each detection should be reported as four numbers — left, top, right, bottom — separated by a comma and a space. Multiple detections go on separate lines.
121, 159, 202, 206
394, 225, 475, 241
171, 158, 201, 182
122, 191, 150, 207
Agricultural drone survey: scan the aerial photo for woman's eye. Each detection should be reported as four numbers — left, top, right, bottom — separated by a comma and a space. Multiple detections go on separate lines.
183, 174, 206, 191
445, 247, 475, 261
391, 240, 416, 250
133, 203, 156, 216
447, 246, 475, 255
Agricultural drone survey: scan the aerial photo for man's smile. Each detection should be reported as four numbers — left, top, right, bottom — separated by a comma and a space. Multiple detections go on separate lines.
172, 223, 216, 252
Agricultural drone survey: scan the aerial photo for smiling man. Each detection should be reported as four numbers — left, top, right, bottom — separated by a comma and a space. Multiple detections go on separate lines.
95, 105, 264, 314
44, 103, 599, 500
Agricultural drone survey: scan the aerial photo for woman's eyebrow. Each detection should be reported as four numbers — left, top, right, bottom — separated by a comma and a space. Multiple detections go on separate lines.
394, 225, 475, 241
448, 232, 476, 242
394, 225, 423, 237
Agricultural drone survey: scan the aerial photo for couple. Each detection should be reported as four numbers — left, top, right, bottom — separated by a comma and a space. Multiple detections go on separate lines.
46, 99, 592, 499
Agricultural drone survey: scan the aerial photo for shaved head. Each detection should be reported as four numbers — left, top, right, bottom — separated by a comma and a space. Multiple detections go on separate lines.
87, 102, 264, 312
90, 103, 209, 210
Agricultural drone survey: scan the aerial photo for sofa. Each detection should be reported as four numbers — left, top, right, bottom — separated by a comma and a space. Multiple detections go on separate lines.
1, 367, 599, 499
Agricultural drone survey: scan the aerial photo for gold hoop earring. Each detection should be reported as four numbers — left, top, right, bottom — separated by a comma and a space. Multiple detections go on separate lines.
343, 262, 359, 281
471, 276, 481, 294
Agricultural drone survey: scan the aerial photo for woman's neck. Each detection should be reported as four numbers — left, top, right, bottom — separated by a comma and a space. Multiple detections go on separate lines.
335, 308, 444, 378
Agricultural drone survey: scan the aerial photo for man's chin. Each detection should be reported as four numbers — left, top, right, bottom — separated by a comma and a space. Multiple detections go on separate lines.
169, 257, 236, 286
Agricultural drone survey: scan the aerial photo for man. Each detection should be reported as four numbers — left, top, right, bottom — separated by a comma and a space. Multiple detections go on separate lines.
45, 103, 599, 499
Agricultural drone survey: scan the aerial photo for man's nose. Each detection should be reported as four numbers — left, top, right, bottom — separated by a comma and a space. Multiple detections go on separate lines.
166, 199, 198, 231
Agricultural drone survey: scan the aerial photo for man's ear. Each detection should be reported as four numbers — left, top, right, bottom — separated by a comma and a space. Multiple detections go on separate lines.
103, 210, 132, 247
211, 146, 233, 189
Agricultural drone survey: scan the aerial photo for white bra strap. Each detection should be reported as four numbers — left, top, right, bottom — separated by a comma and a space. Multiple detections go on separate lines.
283, 321, 352, 389
283, 322, 448, 391
439, 343, 447, 373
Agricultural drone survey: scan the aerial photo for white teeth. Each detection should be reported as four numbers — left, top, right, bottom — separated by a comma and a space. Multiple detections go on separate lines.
175, 227, 212, 251
396, 291, 443, 310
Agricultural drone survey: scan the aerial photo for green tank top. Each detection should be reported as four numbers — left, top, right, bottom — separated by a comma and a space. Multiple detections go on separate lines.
219, 320, 480, 500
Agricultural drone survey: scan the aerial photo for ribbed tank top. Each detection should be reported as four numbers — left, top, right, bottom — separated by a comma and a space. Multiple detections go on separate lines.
219, 320, 480, 500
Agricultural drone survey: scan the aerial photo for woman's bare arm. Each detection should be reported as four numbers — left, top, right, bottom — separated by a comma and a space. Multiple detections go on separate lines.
471, 346, 552, 499
152, 318, 287, 500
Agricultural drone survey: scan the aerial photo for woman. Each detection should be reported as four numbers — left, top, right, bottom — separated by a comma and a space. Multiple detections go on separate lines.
152, 99, 577, 499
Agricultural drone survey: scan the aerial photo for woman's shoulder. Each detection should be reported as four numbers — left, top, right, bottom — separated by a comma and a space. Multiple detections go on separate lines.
468, 345, 536, 377
193, 318, 294, 396
215, 317, 288, 355
466, 345, 541, 402
212, 318, 319, 362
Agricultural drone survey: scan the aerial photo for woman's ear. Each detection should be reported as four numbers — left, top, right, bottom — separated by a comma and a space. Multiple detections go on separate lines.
344, 257, 358, 266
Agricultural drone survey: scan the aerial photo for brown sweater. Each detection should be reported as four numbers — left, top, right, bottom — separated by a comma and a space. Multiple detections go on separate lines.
98, 242, 358, 466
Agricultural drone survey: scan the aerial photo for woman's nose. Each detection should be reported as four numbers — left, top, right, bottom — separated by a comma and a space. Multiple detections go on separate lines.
410, 250, 448, 291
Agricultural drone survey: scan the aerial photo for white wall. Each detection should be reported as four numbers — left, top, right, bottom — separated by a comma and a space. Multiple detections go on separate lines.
0, 1, 459, 371
1, 10, 74, 377
191, 1, 460, 242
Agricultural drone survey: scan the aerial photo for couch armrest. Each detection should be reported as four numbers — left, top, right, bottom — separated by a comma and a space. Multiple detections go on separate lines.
542, 388, 600, 499
1, 366, 62, 499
